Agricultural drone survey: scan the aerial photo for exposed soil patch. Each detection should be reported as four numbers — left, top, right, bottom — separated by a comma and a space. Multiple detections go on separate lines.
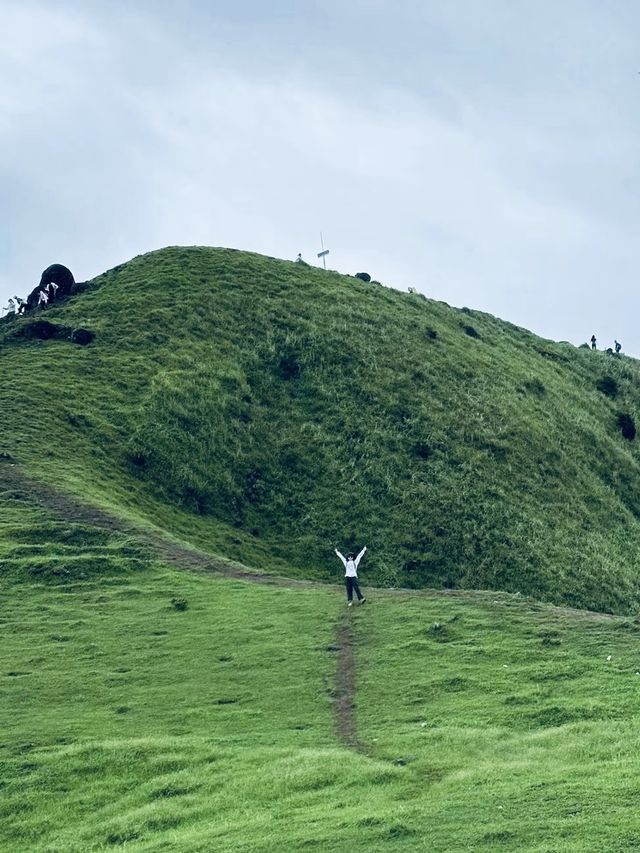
333, 614, 359, 749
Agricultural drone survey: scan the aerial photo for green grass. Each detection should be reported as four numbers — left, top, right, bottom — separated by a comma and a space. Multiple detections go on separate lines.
4, 523, 640, 850
5, 245, 640, 850
2, 246, 640, 611
356, 593, 640, 850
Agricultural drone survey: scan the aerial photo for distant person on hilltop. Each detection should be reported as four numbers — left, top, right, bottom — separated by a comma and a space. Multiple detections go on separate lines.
615, 340, 622, 354
37, 289, 49, 308
591, 335, 597, 350
335, 546, 367, 606
15, 296, 26, 314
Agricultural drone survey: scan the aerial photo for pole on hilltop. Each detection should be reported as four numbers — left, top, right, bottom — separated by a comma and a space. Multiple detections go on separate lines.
317, 232, 330, 270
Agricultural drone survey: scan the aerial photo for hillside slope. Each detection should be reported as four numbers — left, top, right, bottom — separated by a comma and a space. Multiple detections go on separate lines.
2, 246, 640, 613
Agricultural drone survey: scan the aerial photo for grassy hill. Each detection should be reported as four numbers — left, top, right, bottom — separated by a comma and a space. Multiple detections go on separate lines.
2, 245, 640, 613
4, 247, 640, 851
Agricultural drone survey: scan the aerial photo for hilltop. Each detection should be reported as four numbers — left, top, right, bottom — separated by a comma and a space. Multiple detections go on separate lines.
2, 245, 640, 613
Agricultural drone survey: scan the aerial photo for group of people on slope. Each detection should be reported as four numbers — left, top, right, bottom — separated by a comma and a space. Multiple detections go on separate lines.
1, 281, 60, 318
35, 280, 59, 307
591, 335, 622, 354
1, 296, 26, 317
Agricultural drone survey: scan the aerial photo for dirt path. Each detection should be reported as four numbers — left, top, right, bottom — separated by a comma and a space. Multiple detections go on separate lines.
1, 458, 619, 621
332, 613, 359, 749
0, 459, 312, 587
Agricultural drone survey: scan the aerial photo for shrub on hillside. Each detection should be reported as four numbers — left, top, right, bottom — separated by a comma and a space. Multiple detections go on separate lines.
129, 451, 147, 468
71, 328, 95, 346
425, 328, 438, 340
617, 412, 636, 440
596, 376, 619, 398
244, 468, 269, 503
426, 622, 453, 643
277, 350, 301, 380
354, 272, 371, 282
413, 442, 432, 460
20, 320, 62, 340
462, 325, 480, 339
522, 378, 545, 396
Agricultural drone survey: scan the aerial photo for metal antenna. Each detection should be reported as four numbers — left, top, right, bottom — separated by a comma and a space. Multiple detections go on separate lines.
317, 232, 330, 269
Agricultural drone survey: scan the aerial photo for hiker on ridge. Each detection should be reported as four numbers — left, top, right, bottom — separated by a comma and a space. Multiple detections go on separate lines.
591, 335, 597, 350
615, 340, 622, 354
335, 546, 367, 607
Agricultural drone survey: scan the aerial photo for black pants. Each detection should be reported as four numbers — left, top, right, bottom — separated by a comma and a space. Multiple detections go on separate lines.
345, 576, 363, 602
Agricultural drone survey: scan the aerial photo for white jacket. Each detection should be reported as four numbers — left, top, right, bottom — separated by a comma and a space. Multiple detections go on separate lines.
335, 546, 367, 577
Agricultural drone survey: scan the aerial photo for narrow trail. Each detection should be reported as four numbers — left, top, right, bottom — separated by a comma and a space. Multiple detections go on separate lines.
0, 458, 619, 621
333, 612, 359, 750
0, 460, 312, 588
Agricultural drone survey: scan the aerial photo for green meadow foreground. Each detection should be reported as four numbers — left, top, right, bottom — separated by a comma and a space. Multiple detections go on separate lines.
3, 487, 640, 851
4, 246, 640, 850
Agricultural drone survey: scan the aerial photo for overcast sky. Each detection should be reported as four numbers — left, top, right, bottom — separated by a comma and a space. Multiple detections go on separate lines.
3, 1, 640, 353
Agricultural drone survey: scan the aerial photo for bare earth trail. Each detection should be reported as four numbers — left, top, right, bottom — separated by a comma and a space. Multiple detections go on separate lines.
332, 613, 359, 749
0, 459, 312, 587
0, 459, 617, 620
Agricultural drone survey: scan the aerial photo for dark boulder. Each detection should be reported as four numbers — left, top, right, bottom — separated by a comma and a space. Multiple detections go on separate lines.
26, 287, 41, 311
26, 264, 76, 310
39, 264, 75, 295
355, 272, 371, 282
71, 328, 95, 346
596, 376, 618, 398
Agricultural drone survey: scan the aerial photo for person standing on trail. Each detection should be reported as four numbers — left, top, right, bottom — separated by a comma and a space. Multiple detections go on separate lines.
335, 546, 367, 606
591, 334, 597, 350
615, 340, 622, 354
